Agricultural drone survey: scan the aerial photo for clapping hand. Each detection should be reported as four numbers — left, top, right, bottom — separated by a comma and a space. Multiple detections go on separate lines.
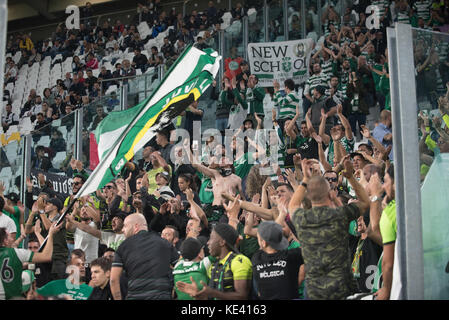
176, 276, 208, 300
285, 168, 298, 188
360, 124, 371, 139
184, 188, 194, 202
341, 158, 354, 179
223, 194, 241, 220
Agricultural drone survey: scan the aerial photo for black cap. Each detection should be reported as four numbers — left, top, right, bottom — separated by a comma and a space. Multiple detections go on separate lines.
257, 221, 289, 251
180, 237, 203, 261
47, 197, 63, 212
6, 193, 19, 203
156, 171, 171, 183
243, 117, 254, 127
112, 211, 128, 221
213, 223, 239, 253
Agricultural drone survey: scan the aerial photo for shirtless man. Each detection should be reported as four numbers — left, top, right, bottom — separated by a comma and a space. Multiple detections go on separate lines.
187, 144, 243, 227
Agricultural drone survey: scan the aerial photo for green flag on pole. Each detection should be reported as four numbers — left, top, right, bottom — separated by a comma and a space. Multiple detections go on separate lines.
77, 45, 221, 198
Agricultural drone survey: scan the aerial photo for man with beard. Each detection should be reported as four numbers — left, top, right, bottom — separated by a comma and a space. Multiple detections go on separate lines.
66, 211, 126, 251
65, 199, 99, 263
62, 172, 90, 253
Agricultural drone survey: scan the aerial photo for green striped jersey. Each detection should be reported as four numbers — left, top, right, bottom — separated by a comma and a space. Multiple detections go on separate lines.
413, 0, 431, 21
361, 51, 375, 66
397, 11, 411, 24
323, 20, 340, 38
304, 72, 330, 96
371, 0, 389, 19
339, 36, 353, 47
435, 42, 449, 64
327, 136, 355, 166
273, 91, 300, 120
320, 58, 334, 78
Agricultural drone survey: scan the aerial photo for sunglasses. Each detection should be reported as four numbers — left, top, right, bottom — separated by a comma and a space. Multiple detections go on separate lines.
104, 185, 114, 190
325, 177, 338, 182
73, 181, 83, 186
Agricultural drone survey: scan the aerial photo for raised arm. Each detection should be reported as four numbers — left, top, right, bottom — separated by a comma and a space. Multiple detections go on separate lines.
32, 222, 60, 263
360, 124, 387, 155
341, 160, 370, 214
289, 159, 312, 213
243, 211, 258, 238
313, 133, 333, 172
336, 104, 353, 141
185, 188, 208, 229
319, 109, 331, 145
222, 192, 275, 220
366, 173, 384, 246
66, 213, 101, 239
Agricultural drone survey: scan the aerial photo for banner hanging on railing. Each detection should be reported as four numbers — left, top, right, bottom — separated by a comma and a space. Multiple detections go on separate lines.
247, 38, 314, 87
30, 169, 73, 199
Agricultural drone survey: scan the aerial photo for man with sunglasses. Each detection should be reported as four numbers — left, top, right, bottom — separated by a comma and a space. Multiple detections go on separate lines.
323, 171, 339, 190
63, 173, 88, 254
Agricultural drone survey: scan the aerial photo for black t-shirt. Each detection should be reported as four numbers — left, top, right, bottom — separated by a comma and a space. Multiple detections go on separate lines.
113, 230, 179, 299
251, 247, 304, 300
88, 282, 114, 300
297, 136, 319, 160
350, 236, 383, 293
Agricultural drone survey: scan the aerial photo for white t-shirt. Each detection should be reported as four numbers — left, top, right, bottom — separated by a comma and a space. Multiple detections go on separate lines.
0, 213, 17, 234
0, 248, 33, 300
74, 221, 99, 263
100, 231, 125, 251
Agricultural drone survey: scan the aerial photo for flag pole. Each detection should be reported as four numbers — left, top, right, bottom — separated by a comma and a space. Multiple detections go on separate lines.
37, 197, 77, 252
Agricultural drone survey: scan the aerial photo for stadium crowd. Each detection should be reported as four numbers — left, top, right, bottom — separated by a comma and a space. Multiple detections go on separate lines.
1, 0, 449, 301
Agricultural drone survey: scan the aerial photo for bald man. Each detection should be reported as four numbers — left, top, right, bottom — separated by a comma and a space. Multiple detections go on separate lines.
289, 159, 370, 300
110, 213, 179, 300
122, 213, 148, 238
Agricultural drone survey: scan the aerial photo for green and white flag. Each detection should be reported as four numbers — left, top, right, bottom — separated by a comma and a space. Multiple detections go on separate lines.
76, 45, 221, 198
247, 38, 314, 87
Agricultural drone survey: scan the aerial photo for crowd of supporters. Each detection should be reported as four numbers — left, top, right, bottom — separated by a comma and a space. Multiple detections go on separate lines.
1, 0, 449, 301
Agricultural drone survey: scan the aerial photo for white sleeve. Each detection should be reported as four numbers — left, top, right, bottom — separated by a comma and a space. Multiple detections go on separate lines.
1, 215, 17, 233
14, 249, 33, 263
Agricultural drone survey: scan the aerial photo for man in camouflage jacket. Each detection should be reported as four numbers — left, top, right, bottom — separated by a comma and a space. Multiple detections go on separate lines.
288, 159, 370, 299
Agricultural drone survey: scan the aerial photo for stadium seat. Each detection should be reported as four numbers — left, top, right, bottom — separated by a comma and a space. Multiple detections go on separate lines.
138, 21, 152, 39
53, 151, 67, 169
106, 85, 118, 95
19, 117, 34, 134
0, 166, 12, 178
58, 125, 67, 137
37, 135, 51, 147
247, 8, 257, 23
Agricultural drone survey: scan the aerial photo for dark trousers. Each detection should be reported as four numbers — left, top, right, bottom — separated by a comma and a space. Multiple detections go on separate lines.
348, 112, 366, 137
